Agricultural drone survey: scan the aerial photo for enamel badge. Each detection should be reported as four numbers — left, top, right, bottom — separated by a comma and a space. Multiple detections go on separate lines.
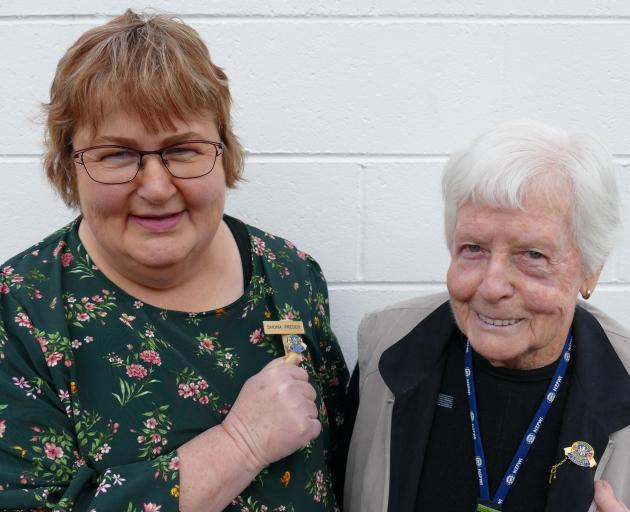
549, 440, 597, 483
564, 441, 597, 468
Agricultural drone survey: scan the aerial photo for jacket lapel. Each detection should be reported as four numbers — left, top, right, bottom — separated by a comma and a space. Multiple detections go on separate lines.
379, 301, 456, 512
546, 306, 630, 510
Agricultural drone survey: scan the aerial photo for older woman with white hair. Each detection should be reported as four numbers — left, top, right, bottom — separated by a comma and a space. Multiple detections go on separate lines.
343, 121, 630, 512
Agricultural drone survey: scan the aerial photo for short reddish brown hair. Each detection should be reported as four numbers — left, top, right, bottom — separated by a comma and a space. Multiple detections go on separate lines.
44, 9, 244, 207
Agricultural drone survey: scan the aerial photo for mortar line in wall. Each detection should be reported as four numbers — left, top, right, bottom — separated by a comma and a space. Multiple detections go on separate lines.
357, 164, 366, 281
4, 154, 630, 164
4, 14, 630, 24
327, 281, 630, 289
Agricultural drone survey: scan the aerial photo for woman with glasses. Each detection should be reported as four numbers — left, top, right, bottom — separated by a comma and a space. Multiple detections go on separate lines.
0, 10, 347, 512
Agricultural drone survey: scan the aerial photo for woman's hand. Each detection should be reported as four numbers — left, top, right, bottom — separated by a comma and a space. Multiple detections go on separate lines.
221, 357, 321, 469
595, 480, 630, 512
178, 357, 320, 511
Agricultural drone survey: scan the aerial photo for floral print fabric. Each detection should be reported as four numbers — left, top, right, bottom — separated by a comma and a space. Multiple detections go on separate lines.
0, 217, 348, 511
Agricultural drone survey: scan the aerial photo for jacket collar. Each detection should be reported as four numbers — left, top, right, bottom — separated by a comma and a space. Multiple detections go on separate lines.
379, 300, 455, 396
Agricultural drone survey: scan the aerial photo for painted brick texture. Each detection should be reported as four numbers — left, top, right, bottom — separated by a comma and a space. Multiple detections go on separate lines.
2, 2, 629, 367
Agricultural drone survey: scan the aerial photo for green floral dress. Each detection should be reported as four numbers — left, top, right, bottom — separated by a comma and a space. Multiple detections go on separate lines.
0, 218, 348, 512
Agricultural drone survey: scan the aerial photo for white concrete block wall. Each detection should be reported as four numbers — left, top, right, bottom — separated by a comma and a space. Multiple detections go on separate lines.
2, 2, 629, 368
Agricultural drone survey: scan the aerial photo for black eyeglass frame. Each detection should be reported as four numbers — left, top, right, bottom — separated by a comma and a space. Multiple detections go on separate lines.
72, 139, 224, 184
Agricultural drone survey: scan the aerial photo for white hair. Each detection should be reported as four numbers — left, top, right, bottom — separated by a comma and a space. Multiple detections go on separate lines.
442, 120, 620, 274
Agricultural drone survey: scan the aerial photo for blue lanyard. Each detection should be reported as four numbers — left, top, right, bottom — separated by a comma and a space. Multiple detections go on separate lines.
464, 330, 572, 506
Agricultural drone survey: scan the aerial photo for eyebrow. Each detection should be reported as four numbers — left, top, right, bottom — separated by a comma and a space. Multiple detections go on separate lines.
90, 132, 204, 148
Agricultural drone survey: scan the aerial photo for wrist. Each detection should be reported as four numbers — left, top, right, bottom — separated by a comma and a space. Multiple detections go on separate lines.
218, 417, 267, 475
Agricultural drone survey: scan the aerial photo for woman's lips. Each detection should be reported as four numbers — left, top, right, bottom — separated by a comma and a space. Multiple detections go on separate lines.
129, 211, 184, 231
477, 312, 524, 327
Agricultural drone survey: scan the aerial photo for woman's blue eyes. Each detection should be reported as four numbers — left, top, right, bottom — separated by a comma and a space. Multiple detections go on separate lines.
527, 250, 544, 260
461, 245, 546, 263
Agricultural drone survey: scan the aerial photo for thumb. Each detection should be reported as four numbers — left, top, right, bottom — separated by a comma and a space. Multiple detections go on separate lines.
594, 480, 628, 512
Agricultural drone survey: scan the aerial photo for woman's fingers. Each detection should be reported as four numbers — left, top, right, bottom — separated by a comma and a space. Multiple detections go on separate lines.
594, 480, 630, 512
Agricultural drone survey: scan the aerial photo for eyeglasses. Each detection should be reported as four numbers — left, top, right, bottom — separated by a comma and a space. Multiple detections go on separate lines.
73, 139, 224, 184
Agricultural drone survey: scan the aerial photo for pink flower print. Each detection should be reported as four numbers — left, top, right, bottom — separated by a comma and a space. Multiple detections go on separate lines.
76, 313, 89, 322
0, 419, 6, 438
134, 300, 144, 308
12, 377, 28, 389
85, 303, 95, 311
267, 251, 276, 261
60, 253, 73, 268
285, 240, 295, 249
137, 435, 146, 443
145, 329, 155, 338
151, 433, 162, 444
14, 312, 33, 329
198, 395, 210, 405
283, 312, 295, 320
2, 266, 14, 276
44, 442, 64, 460
95, 480, 111, 496
0, 283, 9, 295
11, 275, 24, 284
152, 446, 162, 455
139, 350, 161, 366
36, 336, 48, 353
252, 236, 266, 256
143, 503, 161, 512
249, 328, 262, 345
145, 418, 158, 429
112, 473, 125, 485
45, 352, 64, 367
168, 457, 181, 470
52, 241, 66, 258
200, 338, 214, 351
33, 289, 43, 299
198, 379, 208, 390
125, 364, 148, 379
102, 289, 110, 295
297, 250, 307, 260
84, 336, 93, 343
99, 443, 111, 454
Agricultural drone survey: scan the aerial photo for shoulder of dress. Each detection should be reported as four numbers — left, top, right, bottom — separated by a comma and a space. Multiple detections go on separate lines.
357, 291, 450, 376
1, 219, 80, 272
245, 222, 323, 277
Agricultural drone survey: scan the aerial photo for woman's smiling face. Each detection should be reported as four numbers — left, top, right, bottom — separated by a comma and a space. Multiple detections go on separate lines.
447, 198, 599, 369
73, 110, 226, 276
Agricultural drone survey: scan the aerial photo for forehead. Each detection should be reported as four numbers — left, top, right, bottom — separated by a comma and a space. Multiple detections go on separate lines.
73, 110, 218, 145
454, 199, 573, 246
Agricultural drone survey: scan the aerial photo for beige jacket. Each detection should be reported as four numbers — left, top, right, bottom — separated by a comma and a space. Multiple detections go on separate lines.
344, 293, 630, 512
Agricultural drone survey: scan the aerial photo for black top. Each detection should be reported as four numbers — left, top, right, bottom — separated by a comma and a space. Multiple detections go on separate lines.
415, 332, 571, 511
224, 214, 253, 287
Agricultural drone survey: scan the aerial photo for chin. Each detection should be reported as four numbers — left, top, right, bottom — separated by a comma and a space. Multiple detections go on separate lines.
468, 335, 526, 366
129, 247, 190, 269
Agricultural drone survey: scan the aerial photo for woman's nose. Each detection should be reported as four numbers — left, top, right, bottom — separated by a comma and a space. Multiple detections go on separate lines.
135, 154, 177, 203
477, 256, 514, 302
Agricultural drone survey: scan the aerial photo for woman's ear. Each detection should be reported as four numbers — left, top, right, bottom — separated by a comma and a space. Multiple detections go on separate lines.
580, 267, 602, 300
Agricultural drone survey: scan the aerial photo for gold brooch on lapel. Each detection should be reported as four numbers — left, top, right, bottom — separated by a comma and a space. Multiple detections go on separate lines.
549, 440, 597, 483
263, 320, 306, 365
